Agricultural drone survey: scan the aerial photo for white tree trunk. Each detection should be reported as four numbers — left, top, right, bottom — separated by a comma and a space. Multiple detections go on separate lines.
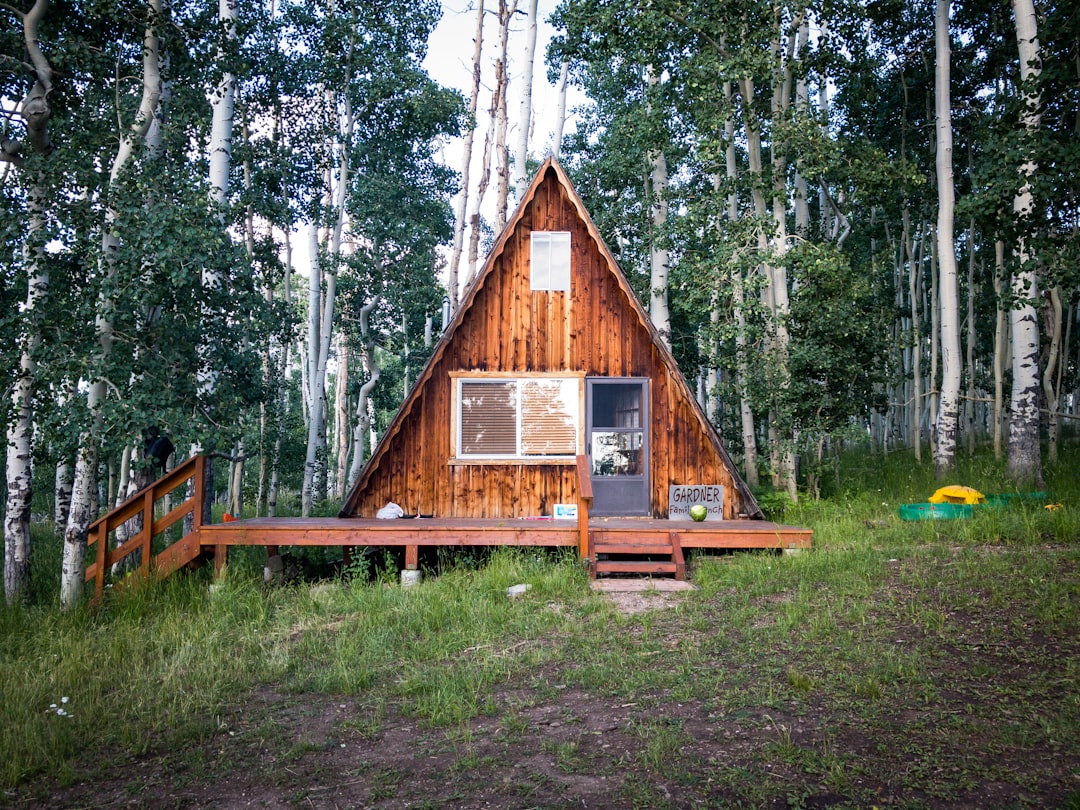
467, 110, 496, 283
740, 74, 775, 489
965, 221, 977, 453
348, 300, 381, 487
992, 241, 1007, 458
644, 67, 671, 349
4, 0, 54, 605
1007, 0, 1043, 485
303, 223, 322, 515
190, 0, 238, 518
553, 59, 569, 158
446, 0, 485, 311
62, 0, 163, 608
903, 208, 923, 460
60, 441, 97, 608
334, 334, 350, 499
208, 0, 237, 216
929, 228, 940, 461
767, 16, 799, 501
1042, 287, 1063, 463
302, 94, 349, 514
267, 229, 292, 518
493, 0, 516, 232
229, 440, 244, 517
5, 228, 47, 604
723, 81, 758, 486
512, 0, 538, 205
54, 458, 72, 529
648, 188, 671, 345
934, 0, 961, 476
792, 18, 811, 238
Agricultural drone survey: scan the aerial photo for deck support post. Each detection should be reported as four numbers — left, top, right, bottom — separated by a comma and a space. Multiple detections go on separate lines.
265, 545, 281, 583
402, 545, 420, 588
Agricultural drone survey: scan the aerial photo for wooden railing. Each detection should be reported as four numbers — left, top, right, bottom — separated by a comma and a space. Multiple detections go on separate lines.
84, 455, 208, 600
575, 454, 593, 561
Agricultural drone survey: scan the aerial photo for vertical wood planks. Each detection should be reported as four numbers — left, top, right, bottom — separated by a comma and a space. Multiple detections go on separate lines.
342, 164, 758, 523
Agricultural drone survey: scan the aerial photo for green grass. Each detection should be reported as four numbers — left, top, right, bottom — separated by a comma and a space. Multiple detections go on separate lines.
1, 443, 1078, 806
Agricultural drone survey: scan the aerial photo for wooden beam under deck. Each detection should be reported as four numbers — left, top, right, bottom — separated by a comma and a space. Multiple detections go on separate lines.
198, 516, 810, 553
201, 517, 580, 548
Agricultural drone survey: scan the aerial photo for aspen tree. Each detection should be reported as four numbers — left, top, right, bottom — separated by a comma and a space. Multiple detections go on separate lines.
512, 0, 539, 205
2, 0, 54, 604
447, 0, 485, 312
62, 1, 164, 610
1006, 0, 1042, 486
934, 0, 962, 476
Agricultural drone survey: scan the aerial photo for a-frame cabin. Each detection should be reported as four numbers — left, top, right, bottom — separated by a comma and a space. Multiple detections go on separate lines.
83, 160, 808, 599
341, 159, 761, 524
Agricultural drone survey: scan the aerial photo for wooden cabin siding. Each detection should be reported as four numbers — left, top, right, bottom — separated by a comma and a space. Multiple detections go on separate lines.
342, 165, 756, 520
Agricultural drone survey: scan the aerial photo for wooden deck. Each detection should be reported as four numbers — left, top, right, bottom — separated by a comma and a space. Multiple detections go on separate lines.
200, 515, 811, 581
83, 455, 811, 600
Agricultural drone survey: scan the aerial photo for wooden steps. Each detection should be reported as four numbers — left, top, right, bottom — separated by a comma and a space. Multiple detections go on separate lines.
590, 531, 685, 581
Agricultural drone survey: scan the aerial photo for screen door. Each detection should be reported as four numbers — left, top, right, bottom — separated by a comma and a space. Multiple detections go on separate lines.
586, 378, 649, 516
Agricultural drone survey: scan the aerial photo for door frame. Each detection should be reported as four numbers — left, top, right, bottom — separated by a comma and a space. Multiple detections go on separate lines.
585, 377, 650, 516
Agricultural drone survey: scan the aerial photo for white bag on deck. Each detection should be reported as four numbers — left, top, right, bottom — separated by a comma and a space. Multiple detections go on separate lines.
376, 502, 404, 520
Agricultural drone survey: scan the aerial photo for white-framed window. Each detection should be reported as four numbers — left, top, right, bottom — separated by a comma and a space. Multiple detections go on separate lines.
455, 376, 580, 459
530, 231, 571, 291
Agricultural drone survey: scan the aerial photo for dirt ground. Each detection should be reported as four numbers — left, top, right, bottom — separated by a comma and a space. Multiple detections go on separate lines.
9, 583, 1079, 809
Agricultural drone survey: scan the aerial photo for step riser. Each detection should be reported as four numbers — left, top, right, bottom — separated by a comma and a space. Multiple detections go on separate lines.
594, 544, 674, 556
594, 562, 678, 575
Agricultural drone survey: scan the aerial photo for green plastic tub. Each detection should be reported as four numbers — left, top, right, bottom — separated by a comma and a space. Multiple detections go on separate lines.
898, 502, 974, 521
985, 492, 1047, 508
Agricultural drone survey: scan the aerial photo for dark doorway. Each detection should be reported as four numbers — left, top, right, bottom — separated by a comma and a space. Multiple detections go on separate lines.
586, 378, 649, 516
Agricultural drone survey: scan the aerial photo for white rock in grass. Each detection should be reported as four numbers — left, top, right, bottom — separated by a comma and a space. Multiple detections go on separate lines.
507, 584, 531, 599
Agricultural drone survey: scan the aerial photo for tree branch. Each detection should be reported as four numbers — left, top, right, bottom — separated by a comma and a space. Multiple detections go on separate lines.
21, 0, 55, 156
0, 138, 25, 168
0, 53, 36, 74
206, 450, 252, 463
817, 179, 850, 249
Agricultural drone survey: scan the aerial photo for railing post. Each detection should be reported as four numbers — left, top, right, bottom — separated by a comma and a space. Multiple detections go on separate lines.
141, 487, 155, 578
575, 455, 594, 563
94, 521, 109, 601
193, 455, 207, 532
194, 455, 228, 575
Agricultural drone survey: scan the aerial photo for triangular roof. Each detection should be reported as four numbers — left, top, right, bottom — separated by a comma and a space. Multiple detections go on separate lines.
340, 158, 762, 519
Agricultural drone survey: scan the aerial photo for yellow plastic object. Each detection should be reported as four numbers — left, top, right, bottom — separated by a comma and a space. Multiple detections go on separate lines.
928, 485, 985, 505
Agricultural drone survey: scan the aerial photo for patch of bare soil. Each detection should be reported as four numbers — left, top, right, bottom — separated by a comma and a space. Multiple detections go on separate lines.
13, 673, 1076, 810
598, 591, 687, 616
9, 575, 1080, 809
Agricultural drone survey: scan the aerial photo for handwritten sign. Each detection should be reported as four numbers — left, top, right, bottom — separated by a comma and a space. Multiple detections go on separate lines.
668, 485, 724, 521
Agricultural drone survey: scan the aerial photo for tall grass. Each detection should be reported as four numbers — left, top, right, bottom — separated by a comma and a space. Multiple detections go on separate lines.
0, 546, 591, 786
1, 442, 1077, 798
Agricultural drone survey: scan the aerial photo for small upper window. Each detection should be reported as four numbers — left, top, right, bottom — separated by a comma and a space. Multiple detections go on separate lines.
530, 231, 571, 291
